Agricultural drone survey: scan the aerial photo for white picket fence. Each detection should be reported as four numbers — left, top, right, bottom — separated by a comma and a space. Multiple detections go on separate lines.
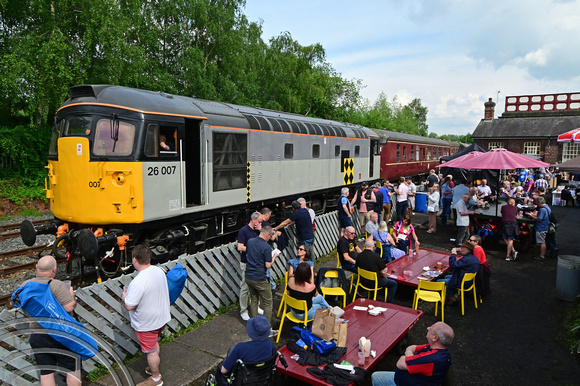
0, 210, 360, 385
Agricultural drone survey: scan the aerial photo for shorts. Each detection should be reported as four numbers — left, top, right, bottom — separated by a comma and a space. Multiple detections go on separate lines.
136, 325, 165, 353
536, 230, 547, 244
29, 333, 80, 376
502, 221, 519, 240
339, 216, 352, 228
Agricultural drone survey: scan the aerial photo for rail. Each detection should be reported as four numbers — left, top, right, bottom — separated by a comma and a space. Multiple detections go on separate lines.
0, 210, 358, 385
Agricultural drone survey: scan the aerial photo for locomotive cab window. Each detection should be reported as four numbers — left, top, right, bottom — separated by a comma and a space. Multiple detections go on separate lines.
144, 125, 178, 157
312, 144, 320, 158
93, 118, 136, 157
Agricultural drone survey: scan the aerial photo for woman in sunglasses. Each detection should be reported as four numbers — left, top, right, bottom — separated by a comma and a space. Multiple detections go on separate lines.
287, 244, 314, 279
287, 262, 331, 319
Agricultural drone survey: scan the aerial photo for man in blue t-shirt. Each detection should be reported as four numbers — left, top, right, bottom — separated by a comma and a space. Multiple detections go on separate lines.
275, 200, 314, 250
379, 181, 393, 224
526, 196, 551, 261
246, 225, 279, 321
338, 187, 353, 236
371, 322, 454, 386
217, 315, 276, 385
237, 212, 262, 321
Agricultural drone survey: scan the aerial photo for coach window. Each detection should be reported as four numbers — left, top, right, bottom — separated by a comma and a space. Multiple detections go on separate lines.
403, 147, 407, 161
213, 132, 247, 191
284, 143, 294, 159
93, 118, 135, 156
312, 144, 320, 158
355, 146, 360, 157
410, 145, 415, 161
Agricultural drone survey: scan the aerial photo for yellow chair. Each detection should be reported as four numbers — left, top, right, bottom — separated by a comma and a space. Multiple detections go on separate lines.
413, 280, 446, 322
276, 293, 313, 343
354, 267, 387, 302
320, 270, 347, 308
375, 241, 384, 260
458, 272, 478, 316
276, 271, 289, 318
336, 251, 355, 292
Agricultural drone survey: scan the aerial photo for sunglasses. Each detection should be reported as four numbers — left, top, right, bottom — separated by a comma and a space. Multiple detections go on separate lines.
298, 247, 306, 251
469, 239, 476, 242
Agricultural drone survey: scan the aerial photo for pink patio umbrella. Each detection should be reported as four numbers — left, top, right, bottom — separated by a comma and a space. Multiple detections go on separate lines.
441, 148, 549, 170
436, 151, 485, 170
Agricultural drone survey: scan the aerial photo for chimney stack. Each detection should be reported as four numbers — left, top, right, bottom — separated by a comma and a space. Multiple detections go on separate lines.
484, 98, 496, 120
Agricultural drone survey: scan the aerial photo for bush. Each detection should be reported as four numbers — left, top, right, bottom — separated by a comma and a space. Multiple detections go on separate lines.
0, 124, 51, 204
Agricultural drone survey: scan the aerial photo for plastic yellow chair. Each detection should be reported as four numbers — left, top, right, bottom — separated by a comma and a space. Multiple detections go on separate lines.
276, 271, 289, 318
336, 251, 355, 292
276, 293, 313, 343
458, 272, 478, 316
320, 270, 347, 308
413, 280, 446, 322
375, 241, 384, 260
354, 267, 387, 302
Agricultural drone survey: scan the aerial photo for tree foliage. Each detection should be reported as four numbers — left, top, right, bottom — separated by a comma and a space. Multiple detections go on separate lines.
0, 0, 439, 201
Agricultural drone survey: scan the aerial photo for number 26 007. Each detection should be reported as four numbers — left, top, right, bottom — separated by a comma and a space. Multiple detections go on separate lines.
147, 166, 176, 176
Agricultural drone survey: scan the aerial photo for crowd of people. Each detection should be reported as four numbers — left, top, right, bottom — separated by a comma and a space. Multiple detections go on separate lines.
22, 165, 574, 386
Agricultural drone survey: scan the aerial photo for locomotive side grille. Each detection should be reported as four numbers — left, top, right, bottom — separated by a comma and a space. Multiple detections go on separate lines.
69, 85, 97, 99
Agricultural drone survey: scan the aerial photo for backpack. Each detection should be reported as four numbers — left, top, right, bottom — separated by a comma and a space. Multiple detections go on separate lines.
11, 281, 98, 360
163, 263, 187, 305
543, 206, 558, 233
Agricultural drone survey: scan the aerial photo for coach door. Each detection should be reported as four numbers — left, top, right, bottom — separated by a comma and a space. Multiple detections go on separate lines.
184, 119, 204, 206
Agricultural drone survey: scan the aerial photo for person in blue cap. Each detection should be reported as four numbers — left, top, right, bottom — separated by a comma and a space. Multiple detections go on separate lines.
217, 315, 276, 384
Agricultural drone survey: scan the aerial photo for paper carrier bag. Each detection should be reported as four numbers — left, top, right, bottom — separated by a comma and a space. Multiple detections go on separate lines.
312, 308, 335, 341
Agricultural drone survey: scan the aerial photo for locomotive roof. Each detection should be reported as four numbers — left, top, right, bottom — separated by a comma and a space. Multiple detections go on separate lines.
371, 129, 459, 146
63, 85, 376, 139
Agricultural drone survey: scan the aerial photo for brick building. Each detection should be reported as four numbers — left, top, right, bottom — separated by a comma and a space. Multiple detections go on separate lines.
471, 93, 580, 164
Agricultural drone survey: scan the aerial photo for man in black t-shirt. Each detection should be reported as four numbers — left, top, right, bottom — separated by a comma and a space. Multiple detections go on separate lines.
337, 226, 361, 273
355, 239, 397, 303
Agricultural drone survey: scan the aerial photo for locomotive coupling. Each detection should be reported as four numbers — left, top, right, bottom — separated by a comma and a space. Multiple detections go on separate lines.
20, 219, 59, 246
77, 229, 127, 259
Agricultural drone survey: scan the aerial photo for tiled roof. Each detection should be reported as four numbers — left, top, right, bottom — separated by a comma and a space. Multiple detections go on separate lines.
472, 116, 580, 138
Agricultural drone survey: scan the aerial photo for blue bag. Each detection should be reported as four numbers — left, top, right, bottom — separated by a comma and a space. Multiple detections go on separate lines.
313, 339, 337, 355
165, 263, 187, 305
11, 281, 98, 361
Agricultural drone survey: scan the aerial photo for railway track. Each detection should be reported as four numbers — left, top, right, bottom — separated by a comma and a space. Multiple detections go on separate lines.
0, 219, 54, 241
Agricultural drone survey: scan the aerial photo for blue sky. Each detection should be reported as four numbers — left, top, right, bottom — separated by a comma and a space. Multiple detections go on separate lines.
243, 0, 580, 136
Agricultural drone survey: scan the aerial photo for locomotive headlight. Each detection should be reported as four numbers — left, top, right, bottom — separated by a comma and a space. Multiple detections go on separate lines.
112, 172, 125, 186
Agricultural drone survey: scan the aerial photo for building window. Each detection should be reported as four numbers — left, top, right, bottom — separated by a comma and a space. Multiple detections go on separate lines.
563, 143, 580, 162
213, 132, 247, 191
488, 142, 504, 150
284, 143, 293, 159
312, 144, 320, 158
523, 142, 541, 156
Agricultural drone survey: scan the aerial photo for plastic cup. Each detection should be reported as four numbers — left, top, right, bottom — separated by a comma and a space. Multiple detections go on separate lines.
63, 280, 71, 288
408, 248, 413, 255
363, 341, 371, 357
358, 352, 365, 366
437, 261, 442, 271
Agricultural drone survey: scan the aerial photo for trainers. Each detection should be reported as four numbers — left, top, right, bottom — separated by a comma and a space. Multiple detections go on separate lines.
137, 375, 163, 386
534, 256, 545, 261
240, 311, 250, 321
258, 307, 264, 315
513, 251, 518, 261
145, 367, 151, 376
269, 329, 279, 338
505, 256, 513, 261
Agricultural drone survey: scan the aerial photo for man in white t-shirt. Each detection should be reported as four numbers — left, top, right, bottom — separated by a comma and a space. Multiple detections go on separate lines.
477, 179, 492, 199
123, 245, 171, 386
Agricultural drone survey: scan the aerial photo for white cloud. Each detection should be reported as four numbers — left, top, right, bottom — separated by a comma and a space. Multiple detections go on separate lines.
243, 0, 580, 136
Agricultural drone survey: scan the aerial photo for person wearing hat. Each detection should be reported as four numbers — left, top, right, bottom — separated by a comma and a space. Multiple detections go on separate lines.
437, 241, 480, 305
218, 315, 276, 383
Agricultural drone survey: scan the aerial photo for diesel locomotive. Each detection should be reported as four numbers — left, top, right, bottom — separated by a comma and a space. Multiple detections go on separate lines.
21, 85, 381, 278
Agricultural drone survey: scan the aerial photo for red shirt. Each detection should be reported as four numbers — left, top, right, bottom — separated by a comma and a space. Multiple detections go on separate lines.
474, 245, 487, 264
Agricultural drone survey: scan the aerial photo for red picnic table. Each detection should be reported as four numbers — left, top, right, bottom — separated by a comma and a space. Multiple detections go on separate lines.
275, 298, 423, 385
385, 248, 451, 287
